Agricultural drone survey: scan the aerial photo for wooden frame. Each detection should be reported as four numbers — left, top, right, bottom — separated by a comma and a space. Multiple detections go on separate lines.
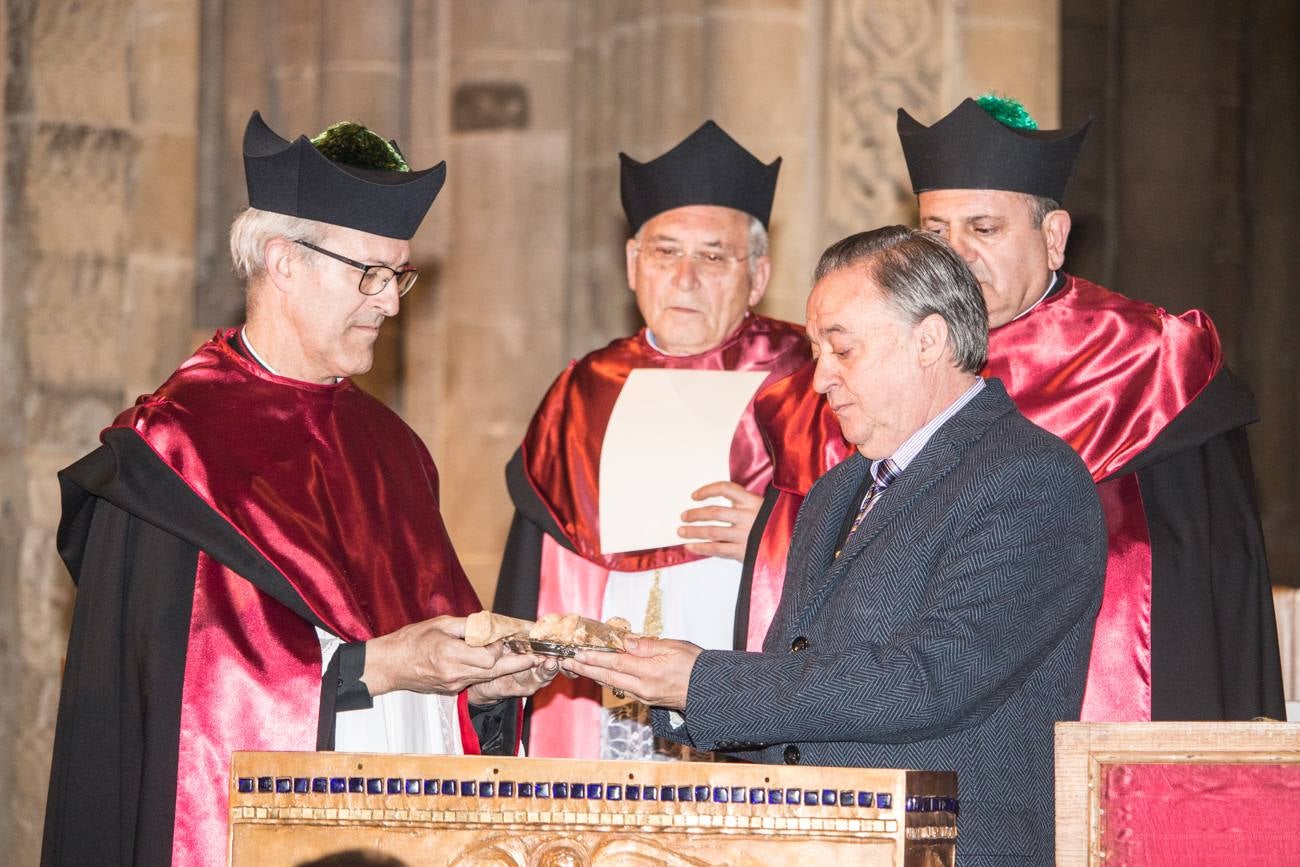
1054, 721, 1300, 865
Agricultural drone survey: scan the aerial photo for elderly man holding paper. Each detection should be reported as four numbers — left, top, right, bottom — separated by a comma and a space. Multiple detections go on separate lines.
493, 121, 811, 760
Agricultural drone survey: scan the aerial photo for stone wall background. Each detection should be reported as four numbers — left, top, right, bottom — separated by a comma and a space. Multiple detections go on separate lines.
0, 1, 1293, 862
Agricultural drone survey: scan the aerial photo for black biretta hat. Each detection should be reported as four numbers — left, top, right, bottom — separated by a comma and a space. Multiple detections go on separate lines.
619, 120, 782, 232
897, 98, 1092, 203
242, 111, 447, 240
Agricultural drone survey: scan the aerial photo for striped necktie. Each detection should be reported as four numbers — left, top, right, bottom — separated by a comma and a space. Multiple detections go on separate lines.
836, 458, 900, 558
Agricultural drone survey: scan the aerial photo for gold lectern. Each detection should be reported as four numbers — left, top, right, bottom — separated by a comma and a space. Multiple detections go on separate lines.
229, 752, 957, 866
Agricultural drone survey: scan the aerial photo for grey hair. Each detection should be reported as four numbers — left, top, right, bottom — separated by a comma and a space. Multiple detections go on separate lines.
229, 207, 329, 282
1025, 194, 1061, 229
813, 225, 989, 373
632, 211, 770, 279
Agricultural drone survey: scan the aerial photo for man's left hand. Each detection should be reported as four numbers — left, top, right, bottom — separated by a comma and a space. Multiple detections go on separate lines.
678, 480, 762, 562
561, 636, 701, 711
468, 654, 561, 706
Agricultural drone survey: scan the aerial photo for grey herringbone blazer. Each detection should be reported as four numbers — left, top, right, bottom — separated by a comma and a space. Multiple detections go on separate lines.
657, 379, 1105, 866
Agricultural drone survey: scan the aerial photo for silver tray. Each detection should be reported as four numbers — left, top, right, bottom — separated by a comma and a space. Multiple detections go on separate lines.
504, 637, 622, 658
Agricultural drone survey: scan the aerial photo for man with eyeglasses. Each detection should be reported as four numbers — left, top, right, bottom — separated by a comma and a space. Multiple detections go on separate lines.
493, 121, 811, 761
42, 112, 555, 867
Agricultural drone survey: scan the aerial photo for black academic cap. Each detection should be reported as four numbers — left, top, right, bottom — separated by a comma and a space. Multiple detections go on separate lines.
897, 99, 1092, 203
242, 111, 447, 240
619, 120, 782, 233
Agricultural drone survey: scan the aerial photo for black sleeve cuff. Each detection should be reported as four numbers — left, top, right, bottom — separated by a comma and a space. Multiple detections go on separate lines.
334, 642, 374, 712
469, 699, 520, 755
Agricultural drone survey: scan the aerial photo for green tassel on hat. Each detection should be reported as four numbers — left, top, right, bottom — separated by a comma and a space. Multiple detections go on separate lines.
310, 121, 410, 172
975, 93, 1039, 131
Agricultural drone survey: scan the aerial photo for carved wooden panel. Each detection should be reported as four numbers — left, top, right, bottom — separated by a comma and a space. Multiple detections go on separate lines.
229, 752, 957, 866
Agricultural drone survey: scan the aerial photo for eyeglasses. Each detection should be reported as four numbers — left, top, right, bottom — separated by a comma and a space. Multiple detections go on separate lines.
295, 240, 419, 297
634, 242, 752, 276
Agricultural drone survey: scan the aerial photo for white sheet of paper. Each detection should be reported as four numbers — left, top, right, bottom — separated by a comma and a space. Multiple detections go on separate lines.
599, 368, 769, 555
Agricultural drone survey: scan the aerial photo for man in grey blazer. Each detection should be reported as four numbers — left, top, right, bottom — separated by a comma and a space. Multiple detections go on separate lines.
566, 225, 1107, 866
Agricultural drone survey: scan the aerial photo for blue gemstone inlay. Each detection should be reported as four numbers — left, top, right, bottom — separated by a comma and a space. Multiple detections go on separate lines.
348, 778, 364, 794
678, 785, 694, 802
498, 782, 515, 798
803, 790, 819, 806
293, 778, 309, 794
406, 779, 421, 795
459, 781, 477, 797
905, 796, 917, 812
839, 790, 854, 807
857, 791, 873, 808
570, 782, 586, 799
480, 782, 495, 798
273, 778, 290, 795
731, 786, 746, 803
786, 788, 801, 804
258, 777, 274, 793
712, 786, 729, 803
365, 779, 381, 795
606, 784, 621, 801
876, 793, 892, 810
947, 797, 959, 814
659, 785, 675, 802
749, 787, 766, 805
694, 785, 710, 802
312, 778, 329, 794
625, 784, 640, 801
768, 788, 784, 805
821, 788, 836, 806
237, 778, 254, 794
553, 782, 569, 798
387, 778, 403, 795
587, 783, 603, 800
535, 782, 551, 798
519, 782, 535, 798
423, 779, 438, 795
441, 780, 457, 796
330, 777, 347, 794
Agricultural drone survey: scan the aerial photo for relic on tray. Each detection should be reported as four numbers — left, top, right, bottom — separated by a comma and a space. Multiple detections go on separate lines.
463, 610, 634, 655
463, 611, 535, 647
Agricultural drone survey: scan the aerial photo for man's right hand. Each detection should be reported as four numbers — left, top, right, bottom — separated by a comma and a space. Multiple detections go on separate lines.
361, 615, 540, 697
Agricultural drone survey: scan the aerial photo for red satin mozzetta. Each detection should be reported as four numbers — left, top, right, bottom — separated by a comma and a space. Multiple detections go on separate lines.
522, 314, 811, 572
113, 330, 482, 863
983, 275, 1220, 483
984, 275, 1220, 721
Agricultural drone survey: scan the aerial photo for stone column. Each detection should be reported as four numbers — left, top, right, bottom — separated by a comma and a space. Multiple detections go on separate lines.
1, 1, 201, 861
401, 0, 576, 601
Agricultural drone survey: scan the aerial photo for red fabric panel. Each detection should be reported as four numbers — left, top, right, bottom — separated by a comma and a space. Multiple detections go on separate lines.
171, 554, 321, 864
528, 536, 606, 758
1101, 762, 1300, 864
1080, 474, 1153, 721
747, 489, 803, 651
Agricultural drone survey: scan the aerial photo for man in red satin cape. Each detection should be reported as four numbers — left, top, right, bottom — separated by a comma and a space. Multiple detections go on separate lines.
895, 95, 1283, 721
492, 121, 811, 760
42, 113, 555, 867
